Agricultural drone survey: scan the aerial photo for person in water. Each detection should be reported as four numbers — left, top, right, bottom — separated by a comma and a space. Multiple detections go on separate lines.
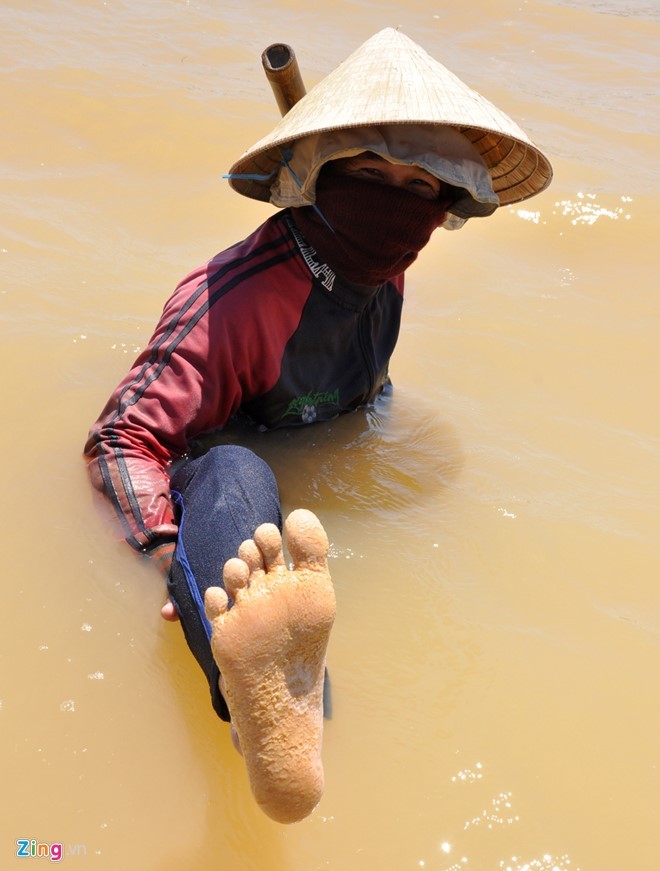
84, 28, 552, 823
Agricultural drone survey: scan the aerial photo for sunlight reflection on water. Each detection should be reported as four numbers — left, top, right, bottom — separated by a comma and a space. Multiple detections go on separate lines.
512, 192, 634, 225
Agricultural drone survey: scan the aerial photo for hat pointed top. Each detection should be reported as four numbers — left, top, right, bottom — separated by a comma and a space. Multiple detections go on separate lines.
229, 27, 552, 207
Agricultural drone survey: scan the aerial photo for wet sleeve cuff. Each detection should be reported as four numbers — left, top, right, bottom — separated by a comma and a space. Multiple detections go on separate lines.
146, 540, 177, 579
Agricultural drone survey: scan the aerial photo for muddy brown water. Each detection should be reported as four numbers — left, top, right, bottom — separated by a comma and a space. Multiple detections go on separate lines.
1, 1, 659, 869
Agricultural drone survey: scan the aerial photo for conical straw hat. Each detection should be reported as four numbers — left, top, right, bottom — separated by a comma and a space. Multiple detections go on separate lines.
227, 28, 552, 208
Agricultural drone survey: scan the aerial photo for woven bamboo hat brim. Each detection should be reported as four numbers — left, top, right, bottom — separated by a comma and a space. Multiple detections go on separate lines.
227, 28, 552, 208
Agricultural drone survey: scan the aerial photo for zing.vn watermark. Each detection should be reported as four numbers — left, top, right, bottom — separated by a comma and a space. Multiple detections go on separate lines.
16, 840, 87, 861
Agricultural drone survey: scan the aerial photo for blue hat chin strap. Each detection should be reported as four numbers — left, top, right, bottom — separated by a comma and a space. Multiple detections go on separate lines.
223, 148, 335, 233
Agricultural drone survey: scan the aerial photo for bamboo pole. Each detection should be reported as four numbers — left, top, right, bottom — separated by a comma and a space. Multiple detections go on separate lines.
261, 43, 307, 117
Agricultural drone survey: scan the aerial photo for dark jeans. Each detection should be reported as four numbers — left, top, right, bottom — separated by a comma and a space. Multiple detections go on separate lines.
168, 445, 282, 721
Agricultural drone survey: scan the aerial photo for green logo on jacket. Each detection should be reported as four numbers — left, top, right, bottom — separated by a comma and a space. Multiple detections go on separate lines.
284, 389, 340, 423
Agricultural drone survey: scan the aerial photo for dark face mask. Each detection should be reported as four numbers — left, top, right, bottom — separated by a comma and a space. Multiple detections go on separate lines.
290, 171, 451, 286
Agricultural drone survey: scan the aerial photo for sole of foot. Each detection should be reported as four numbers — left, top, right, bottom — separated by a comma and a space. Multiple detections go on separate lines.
204, 509, 336, 824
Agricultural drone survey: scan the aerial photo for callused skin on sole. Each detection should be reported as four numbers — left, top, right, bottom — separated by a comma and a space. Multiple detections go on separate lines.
204, 509, 336, 824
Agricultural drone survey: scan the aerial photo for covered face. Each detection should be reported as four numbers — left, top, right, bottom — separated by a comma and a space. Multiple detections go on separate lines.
270, 123, 500, 230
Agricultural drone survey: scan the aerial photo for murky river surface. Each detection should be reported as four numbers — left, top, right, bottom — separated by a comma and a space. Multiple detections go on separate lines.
1, 1, 659, 868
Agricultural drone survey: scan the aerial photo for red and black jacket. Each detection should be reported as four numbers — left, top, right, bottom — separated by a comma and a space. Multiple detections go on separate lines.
84, 211, 404, 558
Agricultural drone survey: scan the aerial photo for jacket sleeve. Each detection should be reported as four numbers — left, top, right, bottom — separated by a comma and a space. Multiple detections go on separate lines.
83, 260, 250, 563
85, 217, 312, 568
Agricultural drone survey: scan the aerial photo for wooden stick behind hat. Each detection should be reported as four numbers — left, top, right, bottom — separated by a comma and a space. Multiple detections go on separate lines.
261, 43, 307, 116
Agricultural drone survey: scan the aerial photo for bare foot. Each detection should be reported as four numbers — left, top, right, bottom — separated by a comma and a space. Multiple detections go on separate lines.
204, 509, 336, 824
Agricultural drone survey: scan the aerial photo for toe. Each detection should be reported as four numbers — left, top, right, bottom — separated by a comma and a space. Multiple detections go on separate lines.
223, 558, 250, 602
204, 586, 229, 622
237, 539, 265, 575
285, 509, 329, 571
253, 523, 286, 572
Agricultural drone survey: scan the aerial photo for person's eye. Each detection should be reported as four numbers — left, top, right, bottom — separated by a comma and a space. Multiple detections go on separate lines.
355, 167, 384, 179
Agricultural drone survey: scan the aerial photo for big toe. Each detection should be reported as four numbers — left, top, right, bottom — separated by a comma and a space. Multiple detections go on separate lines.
285, 509, 329, 571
